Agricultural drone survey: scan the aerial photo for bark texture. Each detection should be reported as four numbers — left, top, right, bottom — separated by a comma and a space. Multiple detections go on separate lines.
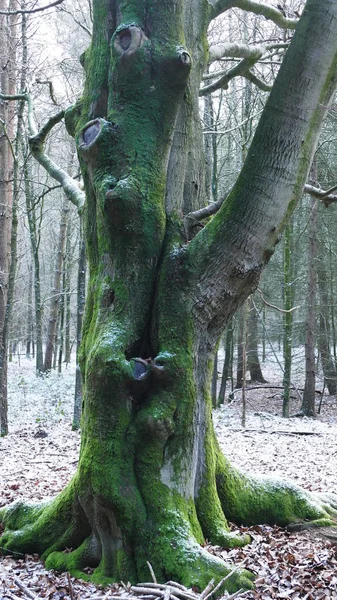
0, 0, 18, 436
2, 0, 337, 594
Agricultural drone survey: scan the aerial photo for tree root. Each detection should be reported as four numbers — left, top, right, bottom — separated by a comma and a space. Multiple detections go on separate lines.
0, 479, 89, 558
216, 449, 337, 529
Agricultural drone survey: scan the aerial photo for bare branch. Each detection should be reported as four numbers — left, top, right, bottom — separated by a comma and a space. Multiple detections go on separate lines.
0, 92, 85, 211
35, 79, 59, 106
184, 189, 231, 238
208, 0, 298, 29
0, 0, 65, 15
203, 109, 263, 135
242, 70, 272, 91
257, 288, 299, 314
208, 41, 289, 64
304, 183, 337, 207
57, 5, 92, 37
199, 56, 258, 96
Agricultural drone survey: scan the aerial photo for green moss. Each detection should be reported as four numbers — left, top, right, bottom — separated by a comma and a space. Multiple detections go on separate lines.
216, 449, 335, 528
0, 480, 88, 557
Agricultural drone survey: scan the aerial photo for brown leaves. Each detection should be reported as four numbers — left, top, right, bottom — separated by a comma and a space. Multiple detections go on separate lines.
210, 524, 337, 599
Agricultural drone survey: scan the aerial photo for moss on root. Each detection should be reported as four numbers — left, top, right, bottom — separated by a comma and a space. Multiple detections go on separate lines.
216, 448, 337, 529
0, 480, 89, 558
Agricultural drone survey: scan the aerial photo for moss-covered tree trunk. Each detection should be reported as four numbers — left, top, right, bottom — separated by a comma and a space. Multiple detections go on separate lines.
2, 0, 337, 594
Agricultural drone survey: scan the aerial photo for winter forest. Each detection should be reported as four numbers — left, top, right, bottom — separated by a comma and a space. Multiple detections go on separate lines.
1, 0, 337, 598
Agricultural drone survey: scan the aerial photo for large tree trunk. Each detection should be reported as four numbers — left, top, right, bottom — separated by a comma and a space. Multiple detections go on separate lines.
2, 0, 337, 594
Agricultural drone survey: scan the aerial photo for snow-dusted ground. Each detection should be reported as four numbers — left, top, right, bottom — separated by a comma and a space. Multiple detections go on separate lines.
1, 353, 337, 599
214, 352, 337, 494
7, 356, 77, 429
1, 356, 80, 506
1, 351, 336, 507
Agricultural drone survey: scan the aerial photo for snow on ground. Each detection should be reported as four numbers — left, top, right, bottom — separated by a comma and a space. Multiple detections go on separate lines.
1, 356, 80, 506
214, 352, 337, 495
1, 352, 337, 599
1, 351, 337, 503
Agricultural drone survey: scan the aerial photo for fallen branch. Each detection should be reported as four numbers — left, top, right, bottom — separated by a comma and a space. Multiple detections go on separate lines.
228, 385, 322, 400
228, 428, 323, 436
12, 576, 42, 600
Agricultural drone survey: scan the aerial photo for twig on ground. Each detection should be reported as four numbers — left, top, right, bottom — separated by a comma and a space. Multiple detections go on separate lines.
67, 572, 75, 600
203, 564, 244, 600
13, 576, 41, 600
147, 561, 158, 584
200, 579, 214, 599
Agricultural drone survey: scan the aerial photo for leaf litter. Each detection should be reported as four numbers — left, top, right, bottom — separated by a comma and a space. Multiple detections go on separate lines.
1, 356, 337, 599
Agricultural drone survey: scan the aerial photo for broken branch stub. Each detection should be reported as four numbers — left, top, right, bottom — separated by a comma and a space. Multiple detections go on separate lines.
114, 25, 148, 56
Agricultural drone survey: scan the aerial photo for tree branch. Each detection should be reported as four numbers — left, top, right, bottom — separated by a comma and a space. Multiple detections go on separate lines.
184, 189, 231, 238
57, 5, 92, 37
256, 288, 299, 314
0, 0, 64, 15
203, 42, 287, 93
199, 56, 259, 96
208, 42, 264, 63
0, 92, 85, 211
242, 70, 272, 92
208, 41, 289, 64
35, 79, 59, 106
208, 0, 297, 29
304, 183, 337, 207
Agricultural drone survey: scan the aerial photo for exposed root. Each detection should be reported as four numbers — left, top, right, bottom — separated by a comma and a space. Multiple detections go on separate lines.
0, 480, 89, 559
216, 449, 337, 529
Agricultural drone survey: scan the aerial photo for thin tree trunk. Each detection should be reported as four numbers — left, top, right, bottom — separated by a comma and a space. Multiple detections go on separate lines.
64, 218, 72, 364
0, 0, 18, 436
44, 202, 69, 372
218, 322, 233, 404
247, 296, 266, 383
211, 350, 218, 408
301, 201, 318, 417
72, 217, 86, 430
236, 306, 245, 388
317, 241, 337, 395
57, 270, 66, 374
26, 263, 33, 358
282, 220, 295, 417
23, 157, 44, 374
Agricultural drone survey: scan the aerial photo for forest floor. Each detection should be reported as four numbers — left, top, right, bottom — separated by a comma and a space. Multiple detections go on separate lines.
0, 354, 337, 599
